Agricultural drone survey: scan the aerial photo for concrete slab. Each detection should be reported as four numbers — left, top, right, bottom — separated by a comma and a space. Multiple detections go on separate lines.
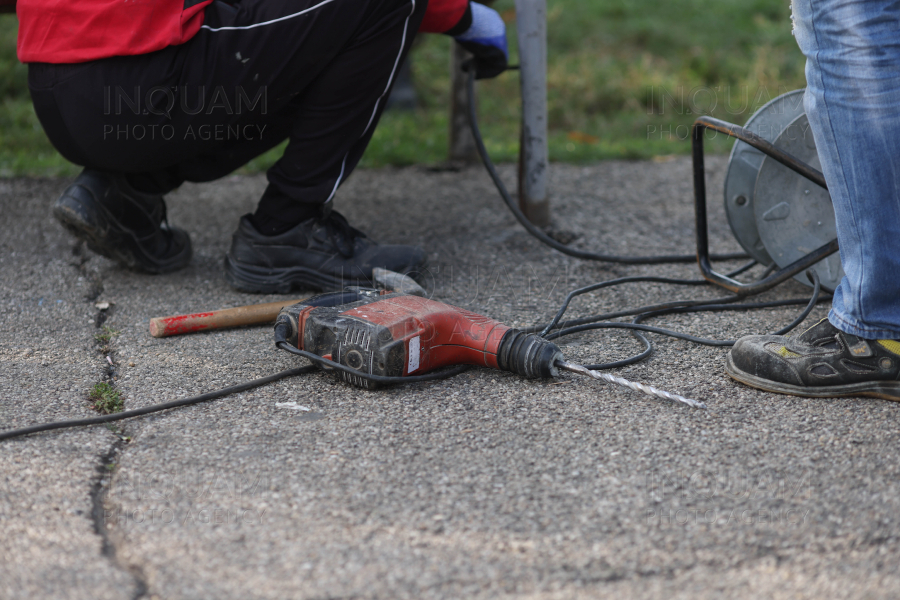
2, 158, 898, 599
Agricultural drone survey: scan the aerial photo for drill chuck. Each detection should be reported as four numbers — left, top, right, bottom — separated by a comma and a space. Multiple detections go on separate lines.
496, 330, 563, 379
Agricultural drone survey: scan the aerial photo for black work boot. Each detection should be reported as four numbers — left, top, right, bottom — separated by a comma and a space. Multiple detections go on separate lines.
52, 169, 192, 273
224, 203, 427, 293
726, 318, 900, 400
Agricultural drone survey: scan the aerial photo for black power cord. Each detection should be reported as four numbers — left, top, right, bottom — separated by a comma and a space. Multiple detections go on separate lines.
542, 271, 825, 370
1, 275, 824, 442
0, 366, 316, 442
464, 69, 747, 264
275, 342, 470, 384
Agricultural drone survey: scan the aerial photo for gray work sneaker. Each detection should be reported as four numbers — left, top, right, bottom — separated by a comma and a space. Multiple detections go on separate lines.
223, 206, 427, 293
52, 169, 192, 273
726, 318, 900, 400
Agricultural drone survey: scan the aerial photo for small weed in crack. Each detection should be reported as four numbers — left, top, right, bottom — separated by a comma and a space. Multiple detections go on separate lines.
91, 310, 122, 413
105, 424, 132, 443
94, 326, 119, 354
90, 382, 124, 414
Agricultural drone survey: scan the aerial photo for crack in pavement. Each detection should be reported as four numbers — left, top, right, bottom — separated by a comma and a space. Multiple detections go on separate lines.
91, 441, 150, 600
73, 250, 151, 600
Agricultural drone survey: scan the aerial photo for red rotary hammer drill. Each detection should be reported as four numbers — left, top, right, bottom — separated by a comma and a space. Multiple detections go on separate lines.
273, 288, 703, 407
274, 288, 563, 389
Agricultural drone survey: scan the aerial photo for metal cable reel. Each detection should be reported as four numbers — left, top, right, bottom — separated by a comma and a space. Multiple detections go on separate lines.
723, 89, 844, 291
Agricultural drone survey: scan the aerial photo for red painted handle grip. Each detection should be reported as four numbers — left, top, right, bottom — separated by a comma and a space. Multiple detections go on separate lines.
149, 298, 306, 338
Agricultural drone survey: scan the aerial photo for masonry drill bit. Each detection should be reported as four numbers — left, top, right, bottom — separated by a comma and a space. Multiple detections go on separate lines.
556, 361, 706, 409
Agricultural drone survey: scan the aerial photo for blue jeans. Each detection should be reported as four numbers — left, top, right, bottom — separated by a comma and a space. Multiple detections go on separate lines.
792, 0, 900, 339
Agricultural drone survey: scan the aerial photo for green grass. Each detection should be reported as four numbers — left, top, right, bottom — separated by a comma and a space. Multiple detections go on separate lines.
89, 382, 123, 414
0, 0, 806, 176
93, 325, 119, 344
0, 15, 78, 176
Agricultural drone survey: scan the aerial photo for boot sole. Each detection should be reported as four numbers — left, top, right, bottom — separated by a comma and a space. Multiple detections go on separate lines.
725, 353, 900, 401
223, 254, 427, 294
53, 193, 191, 274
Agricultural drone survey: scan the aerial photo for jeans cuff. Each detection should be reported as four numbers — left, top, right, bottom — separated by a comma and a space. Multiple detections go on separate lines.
828, 309, 900, 340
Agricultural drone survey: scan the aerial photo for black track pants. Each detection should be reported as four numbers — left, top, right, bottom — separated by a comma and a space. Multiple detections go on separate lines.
29, 0, 427, 209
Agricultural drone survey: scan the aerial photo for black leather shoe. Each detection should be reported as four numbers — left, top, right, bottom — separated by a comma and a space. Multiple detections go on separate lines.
52, 169, 192, 273
224, 206, 427, 293
726, 318, 900, 400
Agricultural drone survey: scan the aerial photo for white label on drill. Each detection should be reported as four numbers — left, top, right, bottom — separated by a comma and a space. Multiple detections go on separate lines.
408, 336, 421, 373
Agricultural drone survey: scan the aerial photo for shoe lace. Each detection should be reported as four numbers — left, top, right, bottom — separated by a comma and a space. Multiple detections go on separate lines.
320, 206, 365, 258
132, 197, 175, 252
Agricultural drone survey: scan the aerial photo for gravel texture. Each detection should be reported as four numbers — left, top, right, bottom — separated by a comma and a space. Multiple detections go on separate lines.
2, 158, 899, 599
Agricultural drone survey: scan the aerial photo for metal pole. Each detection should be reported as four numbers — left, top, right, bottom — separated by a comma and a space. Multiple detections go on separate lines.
514, 0, 550, 226
449, 45, 479, 163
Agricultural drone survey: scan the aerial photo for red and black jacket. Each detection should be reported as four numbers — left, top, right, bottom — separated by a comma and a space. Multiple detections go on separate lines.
15, 0, 470, 64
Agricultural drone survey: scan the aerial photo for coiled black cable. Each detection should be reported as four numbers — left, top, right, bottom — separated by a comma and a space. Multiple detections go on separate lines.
539, 270, 824, 369
463, 67, 830, 368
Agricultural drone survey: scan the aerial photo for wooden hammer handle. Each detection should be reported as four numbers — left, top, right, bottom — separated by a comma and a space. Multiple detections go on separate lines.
149, 299, 304, 338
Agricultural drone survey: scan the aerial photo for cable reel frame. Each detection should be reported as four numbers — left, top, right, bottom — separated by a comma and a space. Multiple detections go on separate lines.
692, 103, 839, 296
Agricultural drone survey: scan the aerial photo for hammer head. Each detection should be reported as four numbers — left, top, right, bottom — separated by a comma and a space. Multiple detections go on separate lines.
372, 267, 426, 297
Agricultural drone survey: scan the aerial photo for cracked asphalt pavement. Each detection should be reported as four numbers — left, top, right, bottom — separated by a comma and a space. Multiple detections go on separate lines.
2, 158, 899, 599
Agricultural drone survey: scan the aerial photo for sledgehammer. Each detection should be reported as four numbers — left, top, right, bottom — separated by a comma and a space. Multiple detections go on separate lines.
149, 268, 426, 338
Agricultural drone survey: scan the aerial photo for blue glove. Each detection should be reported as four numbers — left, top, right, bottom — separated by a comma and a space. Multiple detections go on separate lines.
453, 2, 509, 79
